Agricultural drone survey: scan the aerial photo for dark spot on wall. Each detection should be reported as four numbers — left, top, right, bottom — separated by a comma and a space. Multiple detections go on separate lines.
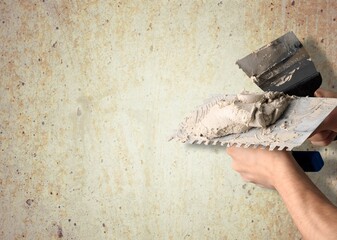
26, 199, 34, 206
57, 225, 63, 238
291, 0, 295, 6
147, 22, 152, 31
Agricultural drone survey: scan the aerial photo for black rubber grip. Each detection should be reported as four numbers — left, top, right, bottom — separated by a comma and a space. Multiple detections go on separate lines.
292, 151, 324, 172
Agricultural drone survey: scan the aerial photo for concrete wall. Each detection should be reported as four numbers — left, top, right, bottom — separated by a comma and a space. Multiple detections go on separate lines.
1, 0, 336, 239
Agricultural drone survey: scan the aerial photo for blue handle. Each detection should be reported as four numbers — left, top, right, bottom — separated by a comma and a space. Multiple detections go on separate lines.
292, 151, 324, 172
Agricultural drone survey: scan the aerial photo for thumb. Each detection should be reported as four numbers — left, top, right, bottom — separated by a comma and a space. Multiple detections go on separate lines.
312, 88, 337, 133
314, 88, 337, 98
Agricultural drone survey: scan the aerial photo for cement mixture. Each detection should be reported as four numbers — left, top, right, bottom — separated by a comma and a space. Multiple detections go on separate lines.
191, 92, 293, 139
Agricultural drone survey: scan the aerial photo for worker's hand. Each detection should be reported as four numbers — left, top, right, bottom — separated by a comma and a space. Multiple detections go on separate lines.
308, 88, 337, 146
226, 147, 300, 189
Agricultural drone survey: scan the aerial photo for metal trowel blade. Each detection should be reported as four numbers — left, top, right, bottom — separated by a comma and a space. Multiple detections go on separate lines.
170, 95, 337, 151
236, 31, 322, 97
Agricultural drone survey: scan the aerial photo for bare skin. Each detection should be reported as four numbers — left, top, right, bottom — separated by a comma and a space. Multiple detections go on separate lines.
226, 88, 337, 240
308, 88, 337, 146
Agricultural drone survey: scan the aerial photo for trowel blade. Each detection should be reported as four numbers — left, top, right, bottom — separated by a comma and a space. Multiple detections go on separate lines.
236, 31, 322, 97
170, 95, 337, 150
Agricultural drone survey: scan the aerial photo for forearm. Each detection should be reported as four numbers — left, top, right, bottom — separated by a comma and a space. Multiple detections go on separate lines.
275, 160, 337, 240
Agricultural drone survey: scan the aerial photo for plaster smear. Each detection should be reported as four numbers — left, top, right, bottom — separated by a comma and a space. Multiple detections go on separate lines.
185, 92, 293, 140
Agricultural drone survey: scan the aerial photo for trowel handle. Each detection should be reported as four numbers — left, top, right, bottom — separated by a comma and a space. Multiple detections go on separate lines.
292, 151, 324, 172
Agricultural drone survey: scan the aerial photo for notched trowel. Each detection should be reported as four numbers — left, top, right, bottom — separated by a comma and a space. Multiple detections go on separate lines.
236, 31, 322, 97
171, 94, 337, 151
171, 94, 337, 172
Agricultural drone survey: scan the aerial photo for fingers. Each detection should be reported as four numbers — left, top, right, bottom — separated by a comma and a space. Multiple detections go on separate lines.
227, 146, 257, 173
226, 145, 264, 156
237, 169, 274, 189
226, 146, 250, 161
314, 88, 337, 98
312, 88, 337, 135
309, 130, 333, 140
309, 130, 337, 146
227, 146, 283, 189
226, 146, 299, 189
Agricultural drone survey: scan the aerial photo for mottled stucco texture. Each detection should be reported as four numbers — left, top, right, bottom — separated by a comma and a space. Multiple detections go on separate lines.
0, 0, 336, 239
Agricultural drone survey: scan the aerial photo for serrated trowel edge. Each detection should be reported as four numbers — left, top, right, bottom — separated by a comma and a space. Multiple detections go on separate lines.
170, 95, 337, 150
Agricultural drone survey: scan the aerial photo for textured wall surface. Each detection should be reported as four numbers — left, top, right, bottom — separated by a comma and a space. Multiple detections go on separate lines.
1, 0, 336, 239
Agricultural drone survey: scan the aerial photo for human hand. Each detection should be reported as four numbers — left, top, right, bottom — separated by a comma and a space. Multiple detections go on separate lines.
226, 147, 300, 189
308, 88, 337, 146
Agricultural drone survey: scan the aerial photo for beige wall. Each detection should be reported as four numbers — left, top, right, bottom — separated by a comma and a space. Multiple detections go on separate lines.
1, 0, 336, 239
